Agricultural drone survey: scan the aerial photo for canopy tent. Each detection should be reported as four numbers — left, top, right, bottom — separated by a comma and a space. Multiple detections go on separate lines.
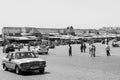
59, 35, 73, 39
48, 36, 60, 39
5, 36, 38, 41
14, 37, 29, 40
21, 33, 32, 36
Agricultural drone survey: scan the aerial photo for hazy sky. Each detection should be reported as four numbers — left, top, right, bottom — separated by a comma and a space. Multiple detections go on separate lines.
0, 0, 120, 33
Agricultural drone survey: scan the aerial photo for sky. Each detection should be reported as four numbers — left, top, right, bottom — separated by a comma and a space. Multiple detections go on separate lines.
0, 0, 120, 33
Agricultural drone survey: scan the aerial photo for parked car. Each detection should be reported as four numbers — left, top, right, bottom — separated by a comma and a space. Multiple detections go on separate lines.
32, 45, 49, 54
1, 51, 46, 74
14, 44, 23, 49
112, 41, 120, 47
48, 43, 55, 49
3, 45, 15, 53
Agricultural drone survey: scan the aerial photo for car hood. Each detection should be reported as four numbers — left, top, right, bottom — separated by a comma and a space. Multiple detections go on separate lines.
14, 58, 45, 64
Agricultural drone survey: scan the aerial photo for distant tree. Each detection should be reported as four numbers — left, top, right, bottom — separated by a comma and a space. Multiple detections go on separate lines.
67, 27, 69, 29
68, 26, 75, 35
62, 26, 75, 35
70, 26, 73, 29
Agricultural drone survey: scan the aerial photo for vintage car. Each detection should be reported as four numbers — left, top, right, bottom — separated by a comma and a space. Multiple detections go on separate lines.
48, 43, 55, 49
3, 45, 15, 53
112, 41, 120, 47
1, 51, 46, 74
32, 45, 49, 54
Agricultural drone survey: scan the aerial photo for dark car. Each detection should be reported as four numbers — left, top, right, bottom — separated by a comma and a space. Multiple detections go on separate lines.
3, 45, 15, 53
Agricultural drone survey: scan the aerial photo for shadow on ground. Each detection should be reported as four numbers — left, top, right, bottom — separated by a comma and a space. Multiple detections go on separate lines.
6, 70, 50, 76
21, 71, 50, 76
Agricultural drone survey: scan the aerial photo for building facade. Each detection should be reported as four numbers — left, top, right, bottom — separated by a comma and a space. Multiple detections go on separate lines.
2, 26, 99, 40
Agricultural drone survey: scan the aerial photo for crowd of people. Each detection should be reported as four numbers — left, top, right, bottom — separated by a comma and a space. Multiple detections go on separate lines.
68, 41, 111, 57
2, 40, 56, 53
1, 38, 112, 57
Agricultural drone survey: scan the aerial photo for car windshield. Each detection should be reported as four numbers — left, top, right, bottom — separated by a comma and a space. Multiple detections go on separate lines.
15, 52, 37, 59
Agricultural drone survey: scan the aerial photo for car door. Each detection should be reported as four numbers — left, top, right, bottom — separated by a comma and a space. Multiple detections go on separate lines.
5, 53, 14, 69
8, 53, 16, 69
4, 53, 11, 68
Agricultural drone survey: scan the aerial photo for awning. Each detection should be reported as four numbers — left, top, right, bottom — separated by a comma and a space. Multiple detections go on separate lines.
5, 36, 38, 40
15, 37, 29, 40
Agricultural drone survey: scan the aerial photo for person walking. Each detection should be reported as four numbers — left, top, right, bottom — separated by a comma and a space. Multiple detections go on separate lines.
18, 44, 20, 51
89, 44, 94, 57
80, 43, 84, 53
83, 43, 86, 53
105, 44, 111, 56
89, 44, 96, 57
89, 44, 92, 55
92, 44, 96, 57
69, 44, 72, 56
28, 44, 31, 51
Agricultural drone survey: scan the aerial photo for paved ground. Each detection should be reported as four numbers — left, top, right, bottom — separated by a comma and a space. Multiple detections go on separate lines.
0, 43, 120, 80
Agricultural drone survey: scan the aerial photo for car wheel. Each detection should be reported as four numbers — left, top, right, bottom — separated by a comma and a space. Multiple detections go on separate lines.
15, 66, 21, 75
46, 52, 48, 54
39, 52, 42, 55
39, 68, 45, 74
3, 64, 8, 71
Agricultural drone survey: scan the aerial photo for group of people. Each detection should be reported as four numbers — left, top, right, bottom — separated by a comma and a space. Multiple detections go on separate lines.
68, 42, 111, 57
80, 43, 86, 53
105, 44, 111, 56
89, 44, 96, 57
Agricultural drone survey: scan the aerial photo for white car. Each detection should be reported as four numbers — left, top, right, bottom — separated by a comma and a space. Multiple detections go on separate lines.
32, 46, 49, 54
1, 51, 46, 74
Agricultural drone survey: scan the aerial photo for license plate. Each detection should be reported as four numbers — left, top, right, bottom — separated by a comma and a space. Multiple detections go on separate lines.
31, 66, 39, 69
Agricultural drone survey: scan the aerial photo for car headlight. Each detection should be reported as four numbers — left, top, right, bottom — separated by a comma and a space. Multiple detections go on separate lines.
40, 61, 46, 65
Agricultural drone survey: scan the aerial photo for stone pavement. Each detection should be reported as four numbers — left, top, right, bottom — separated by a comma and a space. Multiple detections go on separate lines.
0, 43, 120, 80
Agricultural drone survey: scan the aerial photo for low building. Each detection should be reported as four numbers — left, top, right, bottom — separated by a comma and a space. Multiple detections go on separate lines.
2, 26, 99, 41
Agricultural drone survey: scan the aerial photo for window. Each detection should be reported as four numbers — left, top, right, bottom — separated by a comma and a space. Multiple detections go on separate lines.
6, 54, 10, 58
15, 52, 37, 59
15, 52, 21, 59
6, 53, 14, 59
11, 53, 15, 59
